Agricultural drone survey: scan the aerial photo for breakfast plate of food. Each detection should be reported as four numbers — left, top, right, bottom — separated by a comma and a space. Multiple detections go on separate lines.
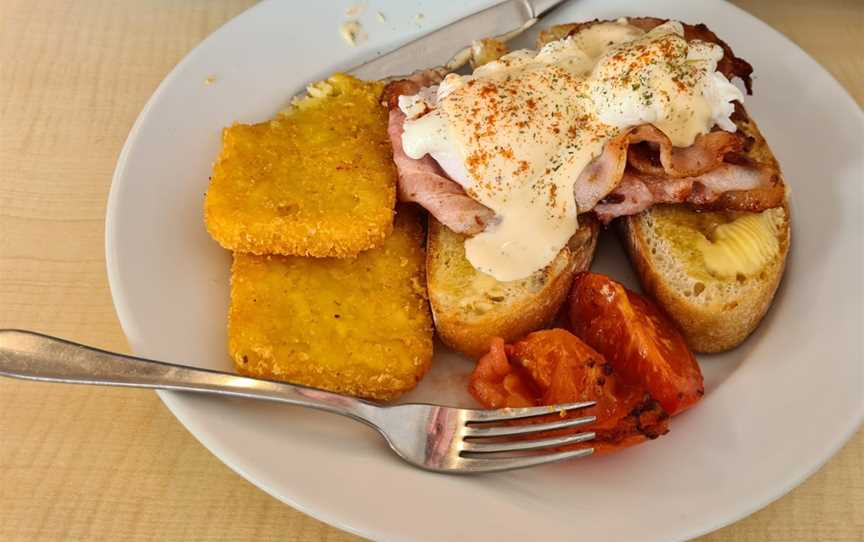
105, 0, 863, 540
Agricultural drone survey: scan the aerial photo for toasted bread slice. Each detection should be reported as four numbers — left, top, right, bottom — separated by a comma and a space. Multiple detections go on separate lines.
620, 113, 790, 353
228, 206, 433, 401
205, 74, 396, 258
428, 217, 599, 359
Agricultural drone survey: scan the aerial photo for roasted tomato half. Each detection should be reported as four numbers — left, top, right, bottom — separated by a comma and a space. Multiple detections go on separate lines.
569, 272, 704, 415
469, 330, 670, 454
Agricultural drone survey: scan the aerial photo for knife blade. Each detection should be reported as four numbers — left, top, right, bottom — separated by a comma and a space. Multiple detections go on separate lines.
348, 0, 568, 81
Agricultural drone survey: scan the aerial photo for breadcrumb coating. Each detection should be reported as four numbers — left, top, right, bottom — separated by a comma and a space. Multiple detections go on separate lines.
228, 207, 433, 401
205, 74, 396, 257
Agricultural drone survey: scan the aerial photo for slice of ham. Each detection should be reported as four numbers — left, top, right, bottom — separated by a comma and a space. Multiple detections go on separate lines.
573, 131, 630, 213
573, 124, 755, 214
593, 163, 784, 223
383, 71, 495, 235
627, 125, 748, 178
388, 109, 494, 235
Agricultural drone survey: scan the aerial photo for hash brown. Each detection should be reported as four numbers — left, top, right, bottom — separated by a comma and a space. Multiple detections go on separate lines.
205, 74, 397, 257
228, 206, 433, 401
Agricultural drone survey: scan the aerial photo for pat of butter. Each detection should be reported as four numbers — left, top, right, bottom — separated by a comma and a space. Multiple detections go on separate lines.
698, 210, 781, 278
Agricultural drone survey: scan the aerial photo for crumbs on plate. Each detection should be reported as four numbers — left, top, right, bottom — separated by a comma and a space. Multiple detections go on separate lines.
339, 20, 367, 46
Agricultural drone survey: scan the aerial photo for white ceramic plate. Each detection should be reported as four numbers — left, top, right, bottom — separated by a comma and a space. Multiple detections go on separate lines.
106, 1, 864, 540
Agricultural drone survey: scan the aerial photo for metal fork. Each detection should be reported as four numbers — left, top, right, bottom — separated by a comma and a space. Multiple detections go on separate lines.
0, 330, 596, 473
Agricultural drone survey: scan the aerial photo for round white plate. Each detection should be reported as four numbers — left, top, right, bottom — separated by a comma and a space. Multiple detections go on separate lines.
106, 1, 864, 540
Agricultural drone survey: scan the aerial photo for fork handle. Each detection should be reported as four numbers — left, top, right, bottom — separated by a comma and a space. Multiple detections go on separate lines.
0, 329, 378, 423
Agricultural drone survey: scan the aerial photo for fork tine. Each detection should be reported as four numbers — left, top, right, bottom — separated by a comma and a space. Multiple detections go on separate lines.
463, 415, 596, 438
455, 447, 595, 473
464, 401, 596, 423
462, 431, 595, 453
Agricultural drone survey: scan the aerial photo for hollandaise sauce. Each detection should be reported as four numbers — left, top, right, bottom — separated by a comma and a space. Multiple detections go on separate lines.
400, 20, 743, 280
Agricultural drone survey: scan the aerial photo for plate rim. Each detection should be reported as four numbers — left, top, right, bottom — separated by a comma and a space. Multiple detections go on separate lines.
104, 1, 864, 540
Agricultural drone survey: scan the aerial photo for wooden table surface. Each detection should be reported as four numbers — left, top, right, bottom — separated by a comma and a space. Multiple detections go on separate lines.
1, 1, 861, 540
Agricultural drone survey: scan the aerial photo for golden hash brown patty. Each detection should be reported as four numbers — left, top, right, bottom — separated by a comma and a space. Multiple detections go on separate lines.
205, 74, 397, 257
228, 207, 433, 401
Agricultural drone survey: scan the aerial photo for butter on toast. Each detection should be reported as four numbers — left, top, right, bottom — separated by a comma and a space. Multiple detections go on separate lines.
427, 217, 599, 359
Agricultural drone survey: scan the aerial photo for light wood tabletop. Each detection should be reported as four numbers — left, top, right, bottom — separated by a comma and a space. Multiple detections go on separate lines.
1, 1, 861, 540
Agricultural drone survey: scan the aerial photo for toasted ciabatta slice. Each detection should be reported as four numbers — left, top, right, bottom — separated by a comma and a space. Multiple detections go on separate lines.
428, 216, 599, 359
620, 112, 790, 353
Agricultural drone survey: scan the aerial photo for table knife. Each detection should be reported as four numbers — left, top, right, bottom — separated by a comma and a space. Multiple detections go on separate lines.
349, 0, 568, 80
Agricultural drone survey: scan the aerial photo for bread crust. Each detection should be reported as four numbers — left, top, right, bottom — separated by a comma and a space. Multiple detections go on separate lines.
428, 217, 599, 359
